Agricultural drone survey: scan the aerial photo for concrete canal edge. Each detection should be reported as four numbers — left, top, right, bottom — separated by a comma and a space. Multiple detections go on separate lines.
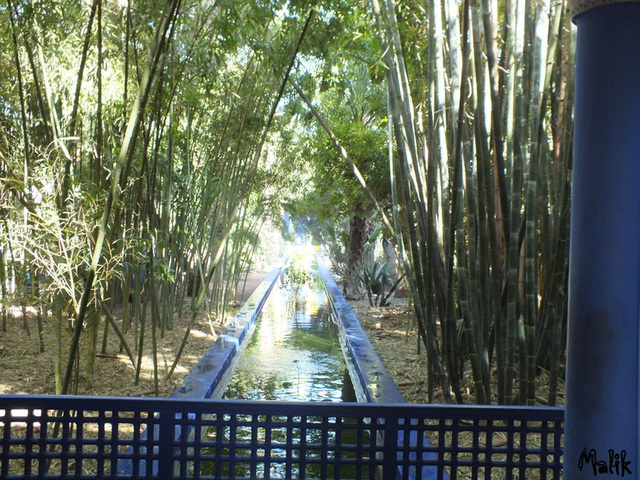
318, 260, 446, 480
171, 265, 284, 400
316, 261, 405, 404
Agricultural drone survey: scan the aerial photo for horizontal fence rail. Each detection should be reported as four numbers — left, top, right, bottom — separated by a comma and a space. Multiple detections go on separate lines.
0, 395, 564, 479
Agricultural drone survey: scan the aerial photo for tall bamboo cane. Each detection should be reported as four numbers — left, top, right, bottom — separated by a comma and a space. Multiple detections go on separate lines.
62, 0, 183, 395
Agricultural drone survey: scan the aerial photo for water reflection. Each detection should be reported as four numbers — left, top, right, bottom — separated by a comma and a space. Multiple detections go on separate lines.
198, 275, 375, 479
222, 279, 355, 403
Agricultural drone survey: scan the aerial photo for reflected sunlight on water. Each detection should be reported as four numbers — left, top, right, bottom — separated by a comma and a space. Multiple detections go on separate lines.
222, 275, 355, 403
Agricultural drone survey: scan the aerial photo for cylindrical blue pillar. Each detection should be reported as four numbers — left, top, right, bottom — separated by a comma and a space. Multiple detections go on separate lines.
566, 1, 640, 478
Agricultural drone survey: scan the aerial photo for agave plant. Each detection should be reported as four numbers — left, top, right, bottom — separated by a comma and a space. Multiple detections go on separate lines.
361, 260, 404, 307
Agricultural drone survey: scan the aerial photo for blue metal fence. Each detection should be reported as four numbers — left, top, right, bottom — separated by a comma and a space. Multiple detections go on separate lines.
0, 395, 563, 479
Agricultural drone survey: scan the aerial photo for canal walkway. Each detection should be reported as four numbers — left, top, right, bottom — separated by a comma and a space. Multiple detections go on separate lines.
234, 271, 271, 303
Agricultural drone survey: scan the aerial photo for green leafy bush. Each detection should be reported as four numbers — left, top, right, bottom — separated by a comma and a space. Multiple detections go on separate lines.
283, 264, 313, 286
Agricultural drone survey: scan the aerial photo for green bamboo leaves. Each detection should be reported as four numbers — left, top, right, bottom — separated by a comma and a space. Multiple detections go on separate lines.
0, 0, 315, 395
0, 0, 573, 404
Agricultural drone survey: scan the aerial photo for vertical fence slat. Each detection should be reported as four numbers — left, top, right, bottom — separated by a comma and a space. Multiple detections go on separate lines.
383, 415, 399, 480
157, 408, 175, 479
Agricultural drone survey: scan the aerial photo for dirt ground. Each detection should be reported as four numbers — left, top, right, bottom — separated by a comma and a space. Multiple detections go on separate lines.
234, 271, 270, 303
0, 272, 271, 397
347, 298, 434, 403
0, 271, 563, 405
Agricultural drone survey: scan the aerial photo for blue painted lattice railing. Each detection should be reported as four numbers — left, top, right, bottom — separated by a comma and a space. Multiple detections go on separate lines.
0, 395, 563, 479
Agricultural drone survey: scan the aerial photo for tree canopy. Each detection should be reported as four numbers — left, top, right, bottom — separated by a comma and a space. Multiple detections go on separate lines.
0, 0, 574, 405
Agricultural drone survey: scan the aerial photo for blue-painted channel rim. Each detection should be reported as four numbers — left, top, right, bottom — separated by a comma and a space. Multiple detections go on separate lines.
167, 258, 445, 479
171, 259, 406, 405
171, 265, 284, 401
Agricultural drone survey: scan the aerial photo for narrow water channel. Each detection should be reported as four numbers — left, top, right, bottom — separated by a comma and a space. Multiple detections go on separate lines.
222, 272, 356, 402
200, 269, 375, 479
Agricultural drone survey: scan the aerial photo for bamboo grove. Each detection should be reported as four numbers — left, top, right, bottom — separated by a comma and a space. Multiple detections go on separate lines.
371, 0, 573, 405
0, 0, 574, 405
0, 0, 310, 395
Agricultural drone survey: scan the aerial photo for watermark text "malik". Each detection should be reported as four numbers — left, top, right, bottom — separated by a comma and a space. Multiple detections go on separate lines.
578, 448, 632, 477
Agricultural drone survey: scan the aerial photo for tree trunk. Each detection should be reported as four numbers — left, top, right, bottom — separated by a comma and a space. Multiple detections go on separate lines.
344, 211, 370, 300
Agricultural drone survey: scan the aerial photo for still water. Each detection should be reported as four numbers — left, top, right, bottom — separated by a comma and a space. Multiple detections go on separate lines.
199, 274, 374, 479
222, 276, 356, 402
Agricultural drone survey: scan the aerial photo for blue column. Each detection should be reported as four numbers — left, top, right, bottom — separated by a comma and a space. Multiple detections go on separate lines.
566, 2, 640, 478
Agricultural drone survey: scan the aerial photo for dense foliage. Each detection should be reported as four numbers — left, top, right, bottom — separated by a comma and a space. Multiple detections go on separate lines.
0, 0, 573, 405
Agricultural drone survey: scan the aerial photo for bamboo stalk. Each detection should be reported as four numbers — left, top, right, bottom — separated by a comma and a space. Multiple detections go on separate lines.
62, 0, 100, 206
101, 305, 136, 369
62, 0, 183, 395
